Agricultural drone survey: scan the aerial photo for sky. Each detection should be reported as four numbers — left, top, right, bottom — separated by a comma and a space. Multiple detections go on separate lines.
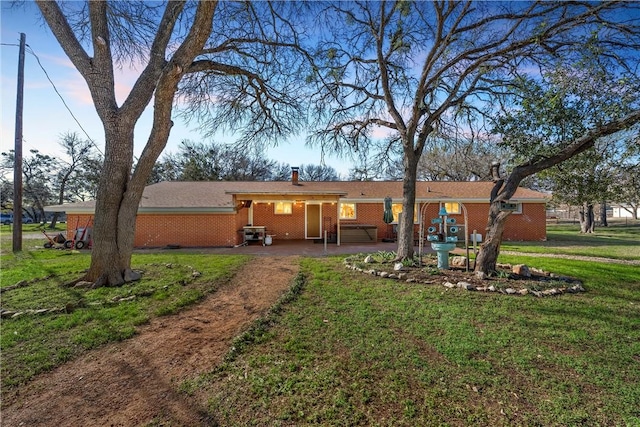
0, 3, 355, 178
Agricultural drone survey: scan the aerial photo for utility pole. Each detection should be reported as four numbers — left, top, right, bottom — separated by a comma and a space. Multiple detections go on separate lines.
13, 33, 25, 252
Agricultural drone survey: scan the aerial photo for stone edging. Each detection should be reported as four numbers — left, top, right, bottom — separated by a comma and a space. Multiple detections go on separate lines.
342, 259, 585, 297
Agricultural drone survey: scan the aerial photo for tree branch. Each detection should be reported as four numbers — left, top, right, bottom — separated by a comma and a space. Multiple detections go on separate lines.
498, 110, 640, 201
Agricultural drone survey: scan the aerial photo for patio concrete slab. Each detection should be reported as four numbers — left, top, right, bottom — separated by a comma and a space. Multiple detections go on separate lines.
136, 239, 439, 257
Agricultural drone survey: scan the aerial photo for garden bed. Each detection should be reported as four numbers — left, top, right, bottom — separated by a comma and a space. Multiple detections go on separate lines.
344, 251, 585, 296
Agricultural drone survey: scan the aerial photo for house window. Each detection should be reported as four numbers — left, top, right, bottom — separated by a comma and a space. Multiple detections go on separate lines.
274, 201, 293, 215
500, 201, 522, 214
340, 203, 356, 219
391, 203, 418, 223
443, 202, 461, 215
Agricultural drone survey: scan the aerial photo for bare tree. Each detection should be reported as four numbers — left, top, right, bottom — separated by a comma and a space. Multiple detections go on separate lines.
0, 177, 12, 210
299, 164, 339, 181
307, 1, 640, 261
1, 149, 56, 222
36, 1, 308, 286
153, 140, 284, 182
269, 163, 294, 181
1, 133, 98, 224
417, 134, 505, 181
50, 132, 99, 228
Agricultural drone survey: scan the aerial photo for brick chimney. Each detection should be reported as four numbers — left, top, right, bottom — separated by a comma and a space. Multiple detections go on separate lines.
291, 166, 299, 185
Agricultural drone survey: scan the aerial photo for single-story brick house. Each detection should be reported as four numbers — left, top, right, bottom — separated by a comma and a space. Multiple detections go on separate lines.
47, 172, 548, 248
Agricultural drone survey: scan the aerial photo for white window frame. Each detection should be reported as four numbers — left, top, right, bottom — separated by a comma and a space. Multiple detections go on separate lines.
499, 201, 523, 214
391, 203, 419, 224
274, 201, 293, 215
339, 202, 357, 220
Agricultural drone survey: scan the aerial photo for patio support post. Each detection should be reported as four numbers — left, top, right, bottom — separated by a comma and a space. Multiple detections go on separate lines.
337, 205, 341, 246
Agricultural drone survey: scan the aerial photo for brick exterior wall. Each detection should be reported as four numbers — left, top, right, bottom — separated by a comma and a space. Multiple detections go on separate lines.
66, 201, 546, 248
420, 202, 547, 242
252, 202, 306, 240
503, 203, 547, 241
132, 213, 238, 247
67, 213, 237, 248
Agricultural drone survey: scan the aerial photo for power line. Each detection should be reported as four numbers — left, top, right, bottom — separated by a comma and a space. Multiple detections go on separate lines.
24, 44, 104, 156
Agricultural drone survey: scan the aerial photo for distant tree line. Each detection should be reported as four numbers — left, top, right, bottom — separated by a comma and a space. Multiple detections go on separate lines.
1, 132, 101, 226
148, 139, 340, 182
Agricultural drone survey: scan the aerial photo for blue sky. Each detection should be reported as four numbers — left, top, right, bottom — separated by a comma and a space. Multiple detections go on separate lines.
0, 3, 354, 177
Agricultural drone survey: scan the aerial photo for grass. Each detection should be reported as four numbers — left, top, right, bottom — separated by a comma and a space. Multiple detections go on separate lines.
0, 222, 67, 236
2, 224, 639, 425
198, 255, 639, 426
1, 246, 248, 389
194, 225, 640, 426
501, 221, 640, 260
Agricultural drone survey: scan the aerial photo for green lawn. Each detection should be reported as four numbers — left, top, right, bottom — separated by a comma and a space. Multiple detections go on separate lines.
501, 221, 640, 260
199, 255, 639, 426
2, 224, 639, 425
1, 248, 248, 388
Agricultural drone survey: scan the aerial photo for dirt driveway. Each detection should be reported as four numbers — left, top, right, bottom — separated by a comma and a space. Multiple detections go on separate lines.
2, 256, 300, 426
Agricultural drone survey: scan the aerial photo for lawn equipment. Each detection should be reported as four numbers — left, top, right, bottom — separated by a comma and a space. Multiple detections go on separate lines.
72, 225, 92, 249
68, 217, 93, 249
42, 230, 70, 249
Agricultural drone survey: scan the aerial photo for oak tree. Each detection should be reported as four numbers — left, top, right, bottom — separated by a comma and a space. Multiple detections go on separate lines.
307, 1, 640, 262
480, 50, 640, 273
36, 1, 308, 286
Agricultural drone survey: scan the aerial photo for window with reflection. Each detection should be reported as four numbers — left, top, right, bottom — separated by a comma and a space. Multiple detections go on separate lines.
274, 201, 293, 214
391, 203, 418, 223
443, 202, 460, 214
340, 203, 356, 219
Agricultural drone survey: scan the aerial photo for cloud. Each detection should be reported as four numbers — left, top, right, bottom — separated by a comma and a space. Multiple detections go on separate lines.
37, 52, 77, 70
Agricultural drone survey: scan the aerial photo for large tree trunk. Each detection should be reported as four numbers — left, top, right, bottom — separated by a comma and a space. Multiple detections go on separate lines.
474, 201, 512, 275
600, 201, 608, 227
579, 202, 595, 233
35, 0, 218, 287
49, 212, 60, 229
84, 124, 137, 286
395, 149, 420, 261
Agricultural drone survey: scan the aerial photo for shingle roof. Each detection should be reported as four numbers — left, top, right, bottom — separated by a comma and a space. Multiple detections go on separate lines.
46, 180, 548, 213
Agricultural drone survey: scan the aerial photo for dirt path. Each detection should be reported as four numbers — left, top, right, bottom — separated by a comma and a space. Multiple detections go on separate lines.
2, 256, 300, 426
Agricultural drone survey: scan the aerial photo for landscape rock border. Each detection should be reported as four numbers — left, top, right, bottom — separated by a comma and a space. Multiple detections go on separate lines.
343, 254, 585, 297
